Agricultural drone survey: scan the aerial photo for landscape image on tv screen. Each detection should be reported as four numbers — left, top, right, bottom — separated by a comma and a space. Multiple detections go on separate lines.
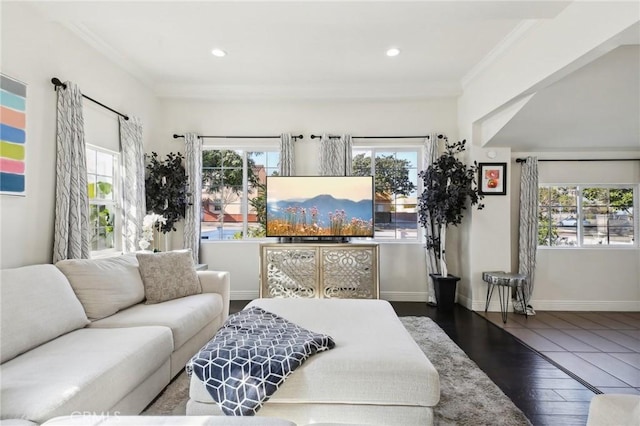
266, 176, 374, 237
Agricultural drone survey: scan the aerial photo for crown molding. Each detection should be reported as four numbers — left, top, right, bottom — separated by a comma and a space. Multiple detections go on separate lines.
155, 82, 462, 101
63, 22, 154, 91
462, 19, 541, 89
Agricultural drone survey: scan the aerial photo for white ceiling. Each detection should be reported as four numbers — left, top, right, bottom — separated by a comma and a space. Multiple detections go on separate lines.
487, 45, 640, 152
28, 1, 639, 152
30, 0, 571, 100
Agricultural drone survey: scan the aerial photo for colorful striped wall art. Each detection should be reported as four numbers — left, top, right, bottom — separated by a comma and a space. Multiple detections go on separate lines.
0, 74, 27, 196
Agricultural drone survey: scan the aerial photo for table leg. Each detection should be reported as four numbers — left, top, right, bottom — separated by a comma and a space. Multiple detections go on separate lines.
485, 282, 495, 312
519, 284, 528, 319
497, 285, 509, 324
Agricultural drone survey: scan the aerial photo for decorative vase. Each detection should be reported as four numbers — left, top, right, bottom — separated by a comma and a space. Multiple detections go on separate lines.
429, 273, 460, 311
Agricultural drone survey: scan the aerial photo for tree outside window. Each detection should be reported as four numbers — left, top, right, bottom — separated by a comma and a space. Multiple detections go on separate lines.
582, 187, 634, 245
201, 149, 279, 240
352, 149, 419, 240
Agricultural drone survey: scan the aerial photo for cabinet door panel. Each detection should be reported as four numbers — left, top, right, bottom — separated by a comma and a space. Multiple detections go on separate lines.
262, 247, 318, 298
321, 247, 376, 299
260, 244, 378, 299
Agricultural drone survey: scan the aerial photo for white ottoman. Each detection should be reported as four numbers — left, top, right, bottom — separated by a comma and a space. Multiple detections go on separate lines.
187, 298, 440, 425
587, 394, 640, 426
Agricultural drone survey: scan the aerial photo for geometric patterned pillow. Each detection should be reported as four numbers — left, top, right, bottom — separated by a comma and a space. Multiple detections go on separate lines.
136, 249, 202, 304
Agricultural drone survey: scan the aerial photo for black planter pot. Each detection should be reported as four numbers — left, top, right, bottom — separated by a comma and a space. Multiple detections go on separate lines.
429, 274, 461, 311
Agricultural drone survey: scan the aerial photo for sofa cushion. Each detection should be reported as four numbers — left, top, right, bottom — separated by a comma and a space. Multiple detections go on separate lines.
0, 420, 39, 426
0, 264, 89, 364
89, 293, 222, 349
56, 254, 145, 320
136, 250, 201, 304
0, 326, 172, 424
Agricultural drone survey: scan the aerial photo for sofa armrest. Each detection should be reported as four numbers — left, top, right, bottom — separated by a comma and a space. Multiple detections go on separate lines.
198, 270, 230, 322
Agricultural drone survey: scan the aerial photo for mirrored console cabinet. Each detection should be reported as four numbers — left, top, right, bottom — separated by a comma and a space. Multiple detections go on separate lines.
259, 243, 379, 299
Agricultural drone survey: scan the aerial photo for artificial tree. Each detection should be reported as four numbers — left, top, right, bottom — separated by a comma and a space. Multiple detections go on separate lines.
417, 139, 484, 308
144, 151, 191, 234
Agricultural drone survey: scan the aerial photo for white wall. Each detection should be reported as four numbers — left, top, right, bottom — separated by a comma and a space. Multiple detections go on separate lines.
3, 2, 635, 310
456, 146, 513, 310
458, 148, 640, 312
0, 2, 158, 268
456, 1, 640, 312
508, 155, 640, 311
154, 98, 458, 300
458, 1, 640, 138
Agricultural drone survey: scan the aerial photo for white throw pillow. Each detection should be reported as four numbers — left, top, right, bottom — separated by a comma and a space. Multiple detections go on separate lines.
56, 254, 145, 320
136, 250, 202, 304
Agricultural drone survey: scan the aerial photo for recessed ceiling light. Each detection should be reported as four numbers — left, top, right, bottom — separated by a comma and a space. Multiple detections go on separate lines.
386, 48, 401, 57
211, 48, 227, 57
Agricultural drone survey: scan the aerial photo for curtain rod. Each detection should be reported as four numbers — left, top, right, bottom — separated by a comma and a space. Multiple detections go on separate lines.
51, 78, 129, 121
173, 134, 303, 140
309, 134, 442, 140
516, 158, 639, 163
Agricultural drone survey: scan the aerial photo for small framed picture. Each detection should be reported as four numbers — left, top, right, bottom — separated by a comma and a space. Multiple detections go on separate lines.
478, 163, 507, 195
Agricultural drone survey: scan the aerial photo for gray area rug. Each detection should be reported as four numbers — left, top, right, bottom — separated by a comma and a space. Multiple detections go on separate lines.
143, 316, 531, 425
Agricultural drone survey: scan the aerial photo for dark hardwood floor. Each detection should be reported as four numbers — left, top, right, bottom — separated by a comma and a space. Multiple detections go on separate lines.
393, 302, 594, 426
230, 300, 595, 426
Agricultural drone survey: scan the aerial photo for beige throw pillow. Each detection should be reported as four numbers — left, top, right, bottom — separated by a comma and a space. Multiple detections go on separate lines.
56, 254, 145, 320
137, 250, 202, 304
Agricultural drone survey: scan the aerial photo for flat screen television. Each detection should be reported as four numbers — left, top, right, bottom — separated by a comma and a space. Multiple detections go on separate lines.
266, 176, 374, 239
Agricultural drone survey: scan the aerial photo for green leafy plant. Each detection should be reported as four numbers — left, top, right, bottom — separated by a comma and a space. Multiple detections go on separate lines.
144, 152, 191, 233
89, 205, 114, 248
417, 139, 484, 276
352, 153, 416, 196
246, 182, 267, 237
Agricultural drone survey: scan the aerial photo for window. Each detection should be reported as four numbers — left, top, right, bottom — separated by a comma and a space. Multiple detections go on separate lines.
201, 148, 280, 240
538, 185, 636, 247
86, 146, 120, 254
352, 147, 420, 241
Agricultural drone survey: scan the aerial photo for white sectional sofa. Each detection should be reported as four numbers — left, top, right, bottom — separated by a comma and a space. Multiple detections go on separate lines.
0, 253, 230, 425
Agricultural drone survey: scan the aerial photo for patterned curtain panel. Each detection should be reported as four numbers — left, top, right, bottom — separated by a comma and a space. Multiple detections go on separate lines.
319, 133, 352, 176
53, 82, 90, 263
119, 116, 145, 253
279, 133, 295, 176
341, 134, 353, 176
183, 133, 202, 264
517, 156, 539, 315
421, 133, 443, 304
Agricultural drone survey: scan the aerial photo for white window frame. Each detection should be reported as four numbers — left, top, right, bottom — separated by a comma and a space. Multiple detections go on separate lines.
201, 142, 280, 242
86, 144, 122, 257
352, 142, 423, 243
538, 183, 638, 249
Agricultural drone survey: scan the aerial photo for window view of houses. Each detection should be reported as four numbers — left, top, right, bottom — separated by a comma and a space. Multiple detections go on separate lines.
199, 147, 421, 241
538, 186, 634, 246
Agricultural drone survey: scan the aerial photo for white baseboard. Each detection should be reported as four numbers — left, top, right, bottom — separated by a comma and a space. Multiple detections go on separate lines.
525, 299, 640, 311
380, 291, 428, 302
456, 293, 474, 310
469, 298, 640, 312
231, 290, 259, 300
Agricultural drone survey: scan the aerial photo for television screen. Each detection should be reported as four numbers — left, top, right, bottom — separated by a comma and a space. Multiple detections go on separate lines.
266, 176, 374, 238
